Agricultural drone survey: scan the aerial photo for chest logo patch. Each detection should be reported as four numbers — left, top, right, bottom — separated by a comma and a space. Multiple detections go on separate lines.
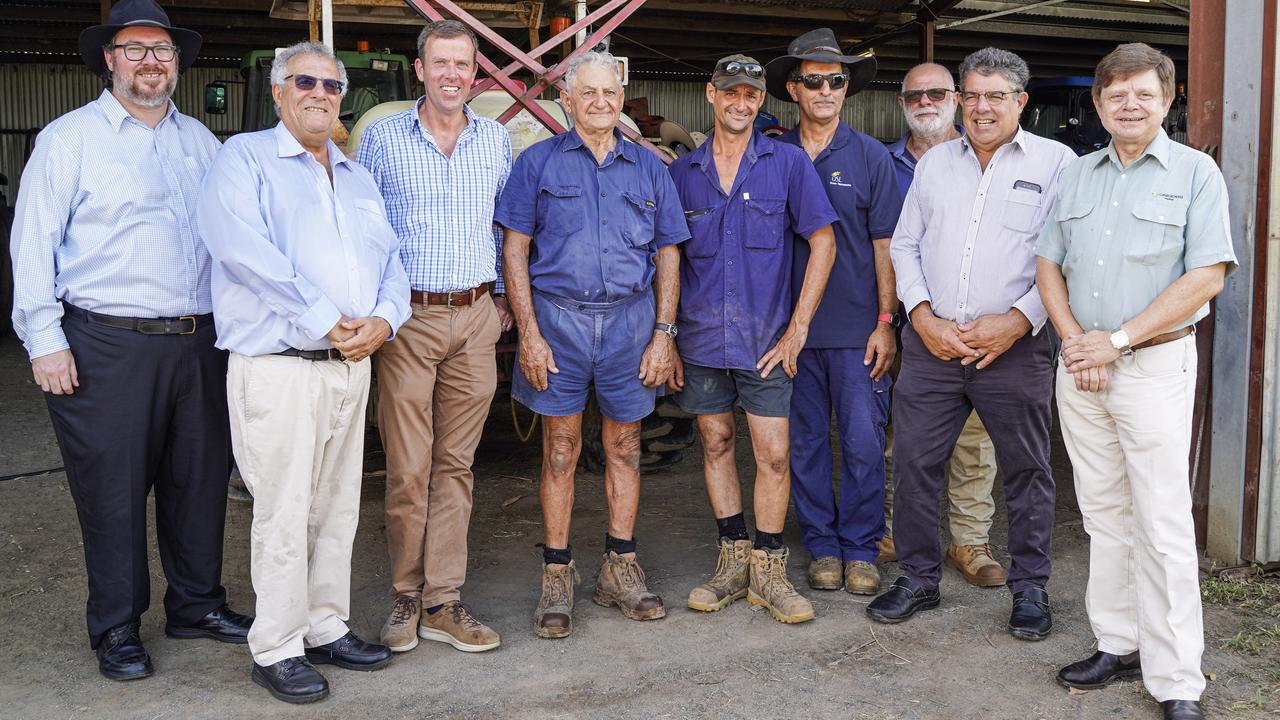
829, 170, 852, 188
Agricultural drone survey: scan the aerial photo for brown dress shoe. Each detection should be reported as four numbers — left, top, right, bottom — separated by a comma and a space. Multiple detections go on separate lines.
594, 551, 666, 620
380, 594, 421, 653
806, 556, 843, 590
419, 600, 501, 652
945, 543, 1007, 587
876, 536, 897, 563
534, 561, 579, 639
688, 538, 752, 612
843, 560, 880, 595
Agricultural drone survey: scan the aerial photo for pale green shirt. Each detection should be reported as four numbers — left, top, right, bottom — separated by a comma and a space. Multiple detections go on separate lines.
1036, 129, 1238, 332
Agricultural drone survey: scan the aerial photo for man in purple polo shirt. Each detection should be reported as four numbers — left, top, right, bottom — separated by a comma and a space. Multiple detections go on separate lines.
670, 54, 837, 625
765, 29, 902, 597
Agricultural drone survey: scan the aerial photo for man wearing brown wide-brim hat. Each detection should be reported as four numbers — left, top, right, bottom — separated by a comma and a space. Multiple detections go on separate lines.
10, 0, 251, 683
763, 27, 877, 103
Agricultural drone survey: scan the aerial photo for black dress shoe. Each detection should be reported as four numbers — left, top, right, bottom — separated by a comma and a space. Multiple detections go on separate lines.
251, 657, 329, 704
1162, 700, 1204, 719
304, 632, 392, 671
165, 604, 253, 644
1057, 650, 1141, 689
866, 576, 941, 623
96, 622, 154, 681
1008, 587, 1052, 640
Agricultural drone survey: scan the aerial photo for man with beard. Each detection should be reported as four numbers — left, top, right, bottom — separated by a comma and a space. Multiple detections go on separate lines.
9, 0, 252, 681
881, 62, 1006, 589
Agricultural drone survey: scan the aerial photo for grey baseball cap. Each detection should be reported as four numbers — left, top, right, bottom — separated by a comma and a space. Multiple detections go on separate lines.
711, 54, 766, 92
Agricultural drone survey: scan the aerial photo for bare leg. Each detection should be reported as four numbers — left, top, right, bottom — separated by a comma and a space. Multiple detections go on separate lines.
696, 412, 741, 518
540, 414, 582, 549
601, 417, 642, 539
745, 413, 790, 533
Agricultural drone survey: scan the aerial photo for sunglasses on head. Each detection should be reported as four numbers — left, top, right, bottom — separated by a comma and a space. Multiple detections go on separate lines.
900, 88, 953, 104
284, 73, 346, 96
791, 72, 849, 90
716, 60, 764, 79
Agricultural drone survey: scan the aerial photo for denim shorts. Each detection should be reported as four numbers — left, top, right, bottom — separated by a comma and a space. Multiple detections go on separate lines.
674, 361, 792, 418
512, 289, 657, 423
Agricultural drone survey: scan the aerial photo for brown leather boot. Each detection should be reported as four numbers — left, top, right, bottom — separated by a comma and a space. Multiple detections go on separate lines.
687, 538, 752, 612
594, 551, 666, 620
533, 561, 579, 639
945, 543, 1007, 587
807, 556, 843, 590
748, 547, 815, 624
876, 535, 897, 563
843, 560, 881, 595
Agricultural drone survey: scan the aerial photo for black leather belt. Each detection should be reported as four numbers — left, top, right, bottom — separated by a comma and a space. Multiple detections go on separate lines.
72, 305, 211, 335
273, 347, 346, 361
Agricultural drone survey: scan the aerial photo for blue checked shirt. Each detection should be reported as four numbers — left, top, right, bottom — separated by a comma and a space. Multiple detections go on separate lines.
357, 100, 511, 294
9, 91, 221, 360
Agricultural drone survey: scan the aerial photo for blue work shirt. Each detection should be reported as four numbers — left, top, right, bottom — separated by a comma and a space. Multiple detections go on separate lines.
885, 125, 964, 205
669, 131, 837, 370
494, 128, 689, 302
777, 123, 901, 349
197, 123, 411, 356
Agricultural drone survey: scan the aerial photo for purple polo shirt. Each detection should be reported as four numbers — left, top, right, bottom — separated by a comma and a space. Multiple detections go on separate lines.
669, 131, 836, 370
495, 128, 689, 301
777, 123, 901, 349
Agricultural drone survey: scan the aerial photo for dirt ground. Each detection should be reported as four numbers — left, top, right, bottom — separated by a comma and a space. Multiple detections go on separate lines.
1, 333, 1276, 720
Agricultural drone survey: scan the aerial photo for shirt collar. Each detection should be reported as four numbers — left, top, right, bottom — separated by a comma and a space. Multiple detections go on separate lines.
273, 121, 350, 167
1098, 127, 1172, 170
889, 124, 963, 161
561, 127, 635, 163
688, 129, 774, 167
96, 89, 179, 132
959, 125, 1027, 156
411, 97, 478, 139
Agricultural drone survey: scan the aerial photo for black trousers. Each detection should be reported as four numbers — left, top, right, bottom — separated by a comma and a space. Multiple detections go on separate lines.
45, 307, 230, 647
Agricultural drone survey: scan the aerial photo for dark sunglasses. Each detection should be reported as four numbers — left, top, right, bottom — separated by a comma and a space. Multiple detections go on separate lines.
284, 73, 346, 96
792, 72, 849, 90
900, 87, 953, 104
715, 60, 764, 79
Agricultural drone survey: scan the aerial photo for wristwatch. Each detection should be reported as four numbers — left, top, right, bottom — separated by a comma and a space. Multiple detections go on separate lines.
655, 322, 678, 338
1109, 329, 1134, 356
877, 312, 902, 328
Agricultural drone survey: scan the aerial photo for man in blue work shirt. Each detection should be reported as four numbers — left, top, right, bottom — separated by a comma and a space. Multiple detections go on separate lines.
766, 29, 902, 597
495, 51, 689, 640
670, 54, 838, 625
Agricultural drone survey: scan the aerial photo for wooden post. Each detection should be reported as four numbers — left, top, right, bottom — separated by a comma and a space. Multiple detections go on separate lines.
919, 18, 934, 63
308, 0, 320, 43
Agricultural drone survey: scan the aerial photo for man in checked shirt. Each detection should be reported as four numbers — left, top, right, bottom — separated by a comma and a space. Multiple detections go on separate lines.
357, 19, 513, 654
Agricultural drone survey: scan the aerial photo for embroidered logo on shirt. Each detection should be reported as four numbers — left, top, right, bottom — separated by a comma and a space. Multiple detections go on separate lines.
1152, 192, 1185, 201
829, 170, 852, 188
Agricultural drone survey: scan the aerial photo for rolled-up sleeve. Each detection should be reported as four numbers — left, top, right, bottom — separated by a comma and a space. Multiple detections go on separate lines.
891, 178, 931, 315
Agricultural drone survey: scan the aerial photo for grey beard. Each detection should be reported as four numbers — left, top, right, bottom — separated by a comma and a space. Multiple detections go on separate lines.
114, 70, 177, 109
905, 109, 955, 137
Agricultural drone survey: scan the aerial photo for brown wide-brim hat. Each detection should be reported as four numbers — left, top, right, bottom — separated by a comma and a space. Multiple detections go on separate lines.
79, 0, 202, 77
764, 27, 877, 103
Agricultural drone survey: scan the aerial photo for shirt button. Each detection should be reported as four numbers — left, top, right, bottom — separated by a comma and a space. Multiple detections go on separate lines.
1105, 230, 1112, 235
726, 230, 733, 235
600, 191, 606, 197
1092, 292, 1099, 297
1093, 322, 1099, 328
1158, 215, 1165, 221
1097, 260, 1104, 265
1120, 174, 1127, 180
727, 290, 735, 296
602, 219, 608, 226
1113, 201, 1119, 207
727, 260, 734, 266
603, 248, 610, 254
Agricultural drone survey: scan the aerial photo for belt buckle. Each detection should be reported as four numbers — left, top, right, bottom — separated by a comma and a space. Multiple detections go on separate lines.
330, 348, 347, 362
178, 315, 197, 335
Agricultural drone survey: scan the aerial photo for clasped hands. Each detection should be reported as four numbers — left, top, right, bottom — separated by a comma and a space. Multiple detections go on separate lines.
913, 308, 1031, 371
326, 316, 392, 363
1059, 330, 1121, 393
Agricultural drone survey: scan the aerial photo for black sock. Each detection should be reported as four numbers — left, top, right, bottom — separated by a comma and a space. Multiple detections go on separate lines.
605, 534, 637, 555
425, 604, 444, 615
754, 530, 784, 551
543, 545, 572, 565
715, 513, 750, 542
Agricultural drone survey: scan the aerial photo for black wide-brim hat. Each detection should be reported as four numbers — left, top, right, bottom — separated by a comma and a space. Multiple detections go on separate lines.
79, 0, 202, 76
764, 27, 877, 103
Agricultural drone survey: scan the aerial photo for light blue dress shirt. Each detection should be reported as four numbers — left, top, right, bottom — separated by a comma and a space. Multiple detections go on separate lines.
197, 123, 411, 356
10, 90, 220, 360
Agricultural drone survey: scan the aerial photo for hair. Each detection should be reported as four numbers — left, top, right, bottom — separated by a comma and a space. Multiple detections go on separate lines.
563, 50, 623, 91
901, 62, 954, 93
269, 41, 348, 97
417, 19, 478, 62
1093, 42, 1176, 102
957, 47, 1029, 92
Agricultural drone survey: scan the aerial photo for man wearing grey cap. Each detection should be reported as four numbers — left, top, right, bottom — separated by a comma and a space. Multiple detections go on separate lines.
669, 54, 838, 625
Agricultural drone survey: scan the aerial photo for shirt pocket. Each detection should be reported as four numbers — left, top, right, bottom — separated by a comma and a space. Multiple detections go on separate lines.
1002, 187, 1044, 233
621, 190, 657, 249
744, 197, 786, 250
536, 184, 585, 238
1056, 200, 1094, 269
353, 198, 395, 256
683, 209, 719, 259
1127, 199, 1188, 265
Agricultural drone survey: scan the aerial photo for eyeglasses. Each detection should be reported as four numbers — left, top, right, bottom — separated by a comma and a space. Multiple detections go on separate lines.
109, 43, 179, 63
284, 74, 346, 96
959, 89, 1021, 107
900, 88, 952, 104
715, 60, 764, 79
792, 72, 849, 90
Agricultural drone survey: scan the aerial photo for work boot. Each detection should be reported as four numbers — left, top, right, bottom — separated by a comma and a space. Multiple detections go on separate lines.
380, 594, 421, 653
593, 551, 666, 620
806, 556, 843, 590
747, 547, 815, 624
844, 560, 881, 595
876, 536, 897, 563
419, 600, 501, 652
533, 561, 579, 639
687, 538, 752, 612
945, 543, 1007, 587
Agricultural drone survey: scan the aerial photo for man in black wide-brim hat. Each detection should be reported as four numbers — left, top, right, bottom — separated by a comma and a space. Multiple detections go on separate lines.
10, 0, 252, 682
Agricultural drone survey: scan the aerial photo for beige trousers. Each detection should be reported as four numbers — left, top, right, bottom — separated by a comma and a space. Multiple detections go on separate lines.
884, 410, 997, 545
1055, 335, 1204, 702
376, 295, 499, 606
227, 353, 370, 667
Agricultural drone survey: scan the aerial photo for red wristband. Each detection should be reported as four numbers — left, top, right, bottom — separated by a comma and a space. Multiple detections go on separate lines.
877, 312, 893, 324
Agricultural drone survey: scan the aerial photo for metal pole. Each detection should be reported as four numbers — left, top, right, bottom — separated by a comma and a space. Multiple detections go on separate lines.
322, 0, 335, 50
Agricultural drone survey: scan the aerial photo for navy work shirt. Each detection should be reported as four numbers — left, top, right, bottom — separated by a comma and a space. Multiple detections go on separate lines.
669, 131, 837, 370
495, 128, 689, 301
777, 123, 901, 349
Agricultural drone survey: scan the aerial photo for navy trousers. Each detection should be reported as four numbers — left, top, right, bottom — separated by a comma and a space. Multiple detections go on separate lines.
789, 347, 891, 563
891, 324, 1056, 593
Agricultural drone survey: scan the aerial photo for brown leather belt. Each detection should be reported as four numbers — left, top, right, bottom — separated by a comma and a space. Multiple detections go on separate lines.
410, 285, 490, 307
1133, 326, 1194, 351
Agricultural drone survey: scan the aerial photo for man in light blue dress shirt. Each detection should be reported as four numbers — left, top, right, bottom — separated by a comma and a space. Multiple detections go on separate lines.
9, 0, 252, 682
197, 42, 410, 705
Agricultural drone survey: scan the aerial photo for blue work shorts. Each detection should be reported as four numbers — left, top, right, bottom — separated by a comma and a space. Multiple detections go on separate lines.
674, 361, 792, 418
513, 289, 657, 423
